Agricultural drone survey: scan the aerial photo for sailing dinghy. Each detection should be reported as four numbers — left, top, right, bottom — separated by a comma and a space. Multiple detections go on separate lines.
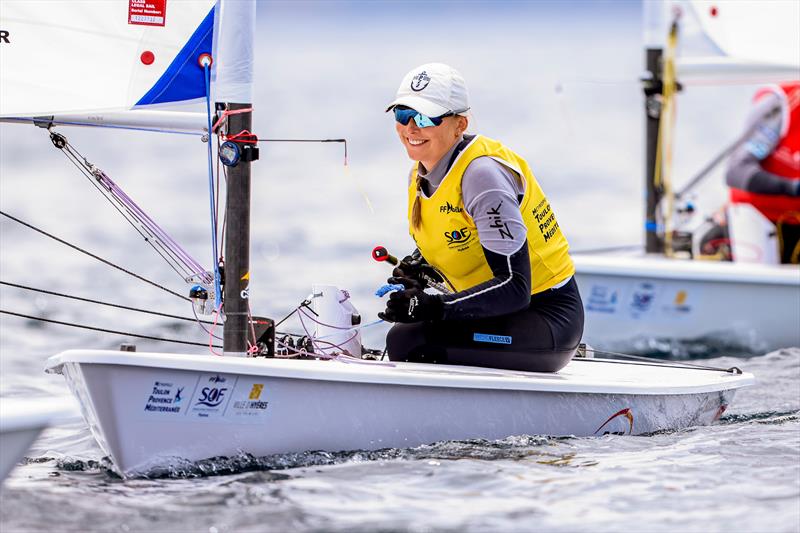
574, 0, 800, 353
44, 350, 752, 478
1, 0, 754, 478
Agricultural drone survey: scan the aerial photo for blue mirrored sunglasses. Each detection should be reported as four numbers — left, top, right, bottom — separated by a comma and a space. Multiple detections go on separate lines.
393, 107, 453, 128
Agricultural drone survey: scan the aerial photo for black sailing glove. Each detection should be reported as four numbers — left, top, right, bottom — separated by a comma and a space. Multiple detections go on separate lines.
378, 277, 444, 323
392, 254, 445, 289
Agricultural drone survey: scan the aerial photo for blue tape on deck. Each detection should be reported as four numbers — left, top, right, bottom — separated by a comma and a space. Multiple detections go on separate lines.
375, 283, 406, 297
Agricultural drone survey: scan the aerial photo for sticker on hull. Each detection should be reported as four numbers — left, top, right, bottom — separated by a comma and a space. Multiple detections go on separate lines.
188, 373, 237, 419
594, 408, 634, 435
228, 381, 271, 422
141, 374, 272, 423
142, 377, 198, 417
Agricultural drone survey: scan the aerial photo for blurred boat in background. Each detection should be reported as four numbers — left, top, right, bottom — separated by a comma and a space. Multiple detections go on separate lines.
575, 0, 800, 355
0, 398, 77, 483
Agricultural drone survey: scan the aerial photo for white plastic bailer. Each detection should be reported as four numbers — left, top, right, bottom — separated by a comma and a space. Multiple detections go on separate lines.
310, 285, 362, 357
728, 203, 780, 264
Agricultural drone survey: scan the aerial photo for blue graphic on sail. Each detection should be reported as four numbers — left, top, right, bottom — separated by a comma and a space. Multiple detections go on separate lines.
135, 6, 216, 106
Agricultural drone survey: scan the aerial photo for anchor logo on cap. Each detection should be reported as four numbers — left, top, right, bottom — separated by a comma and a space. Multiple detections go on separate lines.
411, 71, 431, 92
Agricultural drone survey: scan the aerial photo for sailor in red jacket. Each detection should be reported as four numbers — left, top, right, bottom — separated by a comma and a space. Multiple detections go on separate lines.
726, 81, 800, 264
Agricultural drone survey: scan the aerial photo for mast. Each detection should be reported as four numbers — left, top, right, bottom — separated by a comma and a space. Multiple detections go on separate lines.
222, 104, 254, 355
642, 1, 667, 254
216, 0, 257, 356
643, 48, 664, 254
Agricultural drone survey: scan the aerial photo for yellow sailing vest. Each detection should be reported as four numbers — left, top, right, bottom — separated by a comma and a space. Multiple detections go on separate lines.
408, 135, 574, 294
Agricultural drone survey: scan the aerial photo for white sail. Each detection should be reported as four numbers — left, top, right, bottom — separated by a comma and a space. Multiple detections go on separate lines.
212, 0, 255, 105
0, 0, 251, 122
645, 0, 800, 84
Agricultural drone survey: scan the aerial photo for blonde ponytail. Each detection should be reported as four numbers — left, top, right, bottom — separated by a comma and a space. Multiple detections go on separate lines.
411, 174, 423, 229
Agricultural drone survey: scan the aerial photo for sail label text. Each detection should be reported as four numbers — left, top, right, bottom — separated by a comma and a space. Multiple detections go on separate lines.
128, 0, 166, 27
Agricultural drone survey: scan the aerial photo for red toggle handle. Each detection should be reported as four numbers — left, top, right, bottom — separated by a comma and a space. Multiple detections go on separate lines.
372, 246, 398, 265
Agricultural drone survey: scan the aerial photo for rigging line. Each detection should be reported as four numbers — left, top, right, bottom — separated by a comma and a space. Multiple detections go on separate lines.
95, 167, 209, 280
0, 281, 213, 325
257, 138, 348, 165
0, 210, 188, 301
674, 111, 777, 200
203, 63, 222, 309
654, 19, 679, 257
192, 304, 224, 340
215, 135, 222, 259
582, 346, 741, 374
58, 139, 205, 280
274, 307, 298, 329
61, 139, 209, 278
0, 309, 220, 348
57, 145, 196, 282
220, 164, 229, 254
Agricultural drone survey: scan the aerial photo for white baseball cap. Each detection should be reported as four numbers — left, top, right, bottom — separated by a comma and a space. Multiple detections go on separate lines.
386, 63, 470, 117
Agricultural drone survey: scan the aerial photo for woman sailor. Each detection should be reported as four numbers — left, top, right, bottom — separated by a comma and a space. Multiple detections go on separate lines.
379, 63, 583, 373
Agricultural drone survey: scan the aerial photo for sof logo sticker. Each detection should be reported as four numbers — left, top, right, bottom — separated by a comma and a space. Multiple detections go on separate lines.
189, 374, 237, 419
444, 227, 473, 250
230, 382, 270, 422
628, 282, 657, 318
586, 284, 619, 314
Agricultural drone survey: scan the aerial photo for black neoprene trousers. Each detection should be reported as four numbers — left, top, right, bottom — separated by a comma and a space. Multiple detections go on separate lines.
385, 277, 584, 373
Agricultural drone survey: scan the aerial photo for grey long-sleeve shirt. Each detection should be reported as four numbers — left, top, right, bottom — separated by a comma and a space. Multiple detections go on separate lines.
726, 92, 800, 196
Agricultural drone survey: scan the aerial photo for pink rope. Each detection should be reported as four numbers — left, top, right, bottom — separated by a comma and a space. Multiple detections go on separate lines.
211, 107, 254, 133
208, 309, 223, 356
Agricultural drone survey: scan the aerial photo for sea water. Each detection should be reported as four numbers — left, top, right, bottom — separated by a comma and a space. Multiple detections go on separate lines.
1, 2, 798, 532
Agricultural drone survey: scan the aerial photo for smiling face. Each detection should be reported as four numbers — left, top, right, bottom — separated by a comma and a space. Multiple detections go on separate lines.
395, 112, 468, 171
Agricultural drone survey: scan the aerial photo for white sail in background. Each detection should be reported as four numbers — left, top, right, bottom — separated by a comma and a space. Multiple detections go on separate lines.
0, 0, 251, 122
645, 0, 800, 84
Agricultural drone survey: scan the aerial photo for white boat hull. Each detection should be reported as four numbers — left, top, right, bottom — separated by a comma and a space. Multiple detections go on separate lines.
0, 427, 44, 483
574, 254, 800, 353
46, 350, 753, 478
0, 398, 75, 483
